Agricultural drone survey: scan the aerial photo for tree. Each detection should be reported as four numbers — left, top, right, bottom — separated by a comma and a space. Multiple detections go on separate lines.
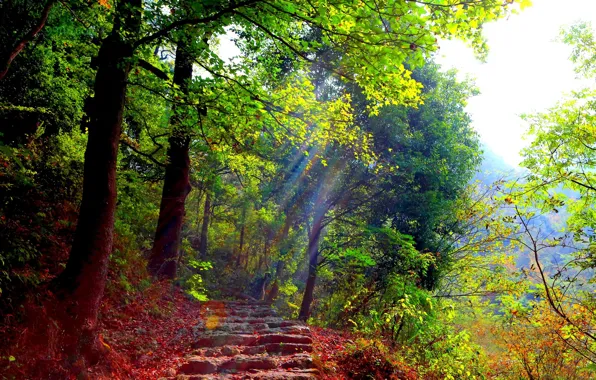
148, 34, 194, 278
366, 63, 482, 289
296, 62, 482, 320
54, 0, 143, 362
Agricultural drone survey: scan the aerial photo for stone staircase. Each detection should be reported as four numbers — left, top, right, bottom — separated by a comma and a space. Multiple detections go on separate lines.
173, 300, 318, 379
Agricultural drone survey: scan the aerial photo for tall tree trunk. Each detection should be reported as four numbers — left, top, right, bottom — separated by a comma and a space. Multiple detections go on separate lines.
265, 209, 294, 303
237, 221, 245, 266
265, 260, 283, 303
257, 254, 263, 272
0, 0, 56, 80
195, 189, 204, 231
148, 38, 193, 278
55, 0, 141, 363
298, 217, 323, 321
199, 185, 212, 258
263, 235, 270, 270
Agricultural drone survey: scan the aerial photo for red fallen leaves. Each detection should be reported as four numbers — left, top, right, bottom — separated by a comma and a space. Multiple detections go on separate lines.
311, 326, 351, 366
98, 283, 204, 379
1, 283, 203, 379
311, 327, 417, 380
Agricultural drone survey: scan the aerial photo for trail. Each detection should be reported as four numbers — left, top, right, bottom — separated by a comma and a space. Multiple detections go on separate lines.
169, 300, 318, 379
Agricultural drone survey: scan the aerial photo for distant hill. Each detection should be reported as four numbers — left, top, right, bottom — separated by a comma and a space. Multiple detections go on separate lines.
473, 146, 573, 270
474, 145, 520, 185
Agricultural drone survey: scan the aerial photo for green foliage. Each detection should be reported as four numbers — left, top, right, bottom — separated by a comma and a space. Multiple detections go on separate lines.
560, 21, 596, 78
0, 129, 84, 307
181, 258, 212, 301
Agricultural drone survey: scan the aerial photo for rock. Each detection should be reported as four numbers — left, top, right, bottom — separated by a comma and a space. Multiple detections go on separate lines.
219, 356, 277, 371
241, 345, 267, 355
246, 369, 319, 379
164, 368, 177, 377
178, 357, 218, 375
257, 334, 313, 345
281, 354, 315, 369
221, 345, 242, 356
267, 321, 302, 328
280, 326, 311, 335
192, 334, 258, 348
264, 343, 313, 355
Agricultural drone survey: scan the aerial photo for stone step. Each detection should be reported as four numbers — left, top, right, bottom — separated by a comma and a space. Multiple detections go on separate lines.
178, 355, 277, 375
220, 355, 278, 372
244, 343, 313, 356
192, 334, 258, 348
267, 321, 304, 329
196, 343, 313, 357
172, 368, 319, 379
178, 301, 315, 380
256, 334, 313, 346
201, 300, 269, 307
224, 317, 283, 324
193, 333, 313, 348
239, 368, 319, 379
178, 354, 315, 376
279, 354, 316, 370
200, 323, 309, 336
202, 306, 275, 313
213, 322, 270, 332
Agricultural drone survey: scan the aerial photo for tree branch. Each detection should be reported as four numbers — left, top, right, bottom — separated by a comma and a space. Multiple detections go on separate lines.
120, 139, 166, 167
133, 0, 261, 48
0, 0, 56, 80
137, 58, 170, 81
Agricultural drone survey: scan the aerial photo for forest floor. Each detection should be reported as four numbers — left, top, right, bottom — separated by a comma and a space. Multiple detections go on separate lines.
1, 283, 418, 379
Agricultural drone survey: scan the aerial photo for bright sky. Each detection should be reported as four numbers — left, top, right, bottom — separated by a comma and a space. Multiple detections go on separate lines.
436, 0, 596, 167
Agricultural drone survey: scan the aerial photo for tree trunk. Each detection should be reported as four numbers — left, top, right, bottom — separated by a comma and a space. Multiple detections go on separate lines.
257, 254, 263, 272
265, 209, 294, 303
298, 217, 323, 321
263, 235, 270, 270
237, 222, 245, 266
265, 260, 284, 304
199, 185, 212, 258
148, 38, 193, 278
0, 0, 56, 80
195, 189, 204, 231
54, 0, 141, 363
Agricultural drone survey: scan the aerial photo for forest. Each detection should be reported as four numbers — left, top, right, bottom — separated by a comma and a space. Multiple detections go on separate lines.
1, 0, 596, 379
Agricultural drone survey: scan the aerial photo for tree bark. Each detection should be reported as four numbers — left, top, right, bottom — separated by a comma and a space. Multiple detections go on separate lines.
265, 209, 294, 303
54, 0, 141, 363
148, 38, 193, 278
199, 185, 212, 258
265, 261, 283, 303
237, 221, 245, 266
298, 217, 323, 321
0, 0, 56, 80
263, 235, 270, 270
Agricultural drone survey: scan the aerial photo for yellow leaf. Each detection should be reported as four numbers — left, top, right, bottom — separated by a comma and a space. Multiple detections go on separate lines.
520, 0, 532, 10
99, 334, 111, 350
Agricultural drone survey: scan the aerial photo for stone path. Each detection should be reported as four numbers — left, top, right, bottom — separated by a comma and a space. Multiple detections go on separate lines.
173, 300, 318, 379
